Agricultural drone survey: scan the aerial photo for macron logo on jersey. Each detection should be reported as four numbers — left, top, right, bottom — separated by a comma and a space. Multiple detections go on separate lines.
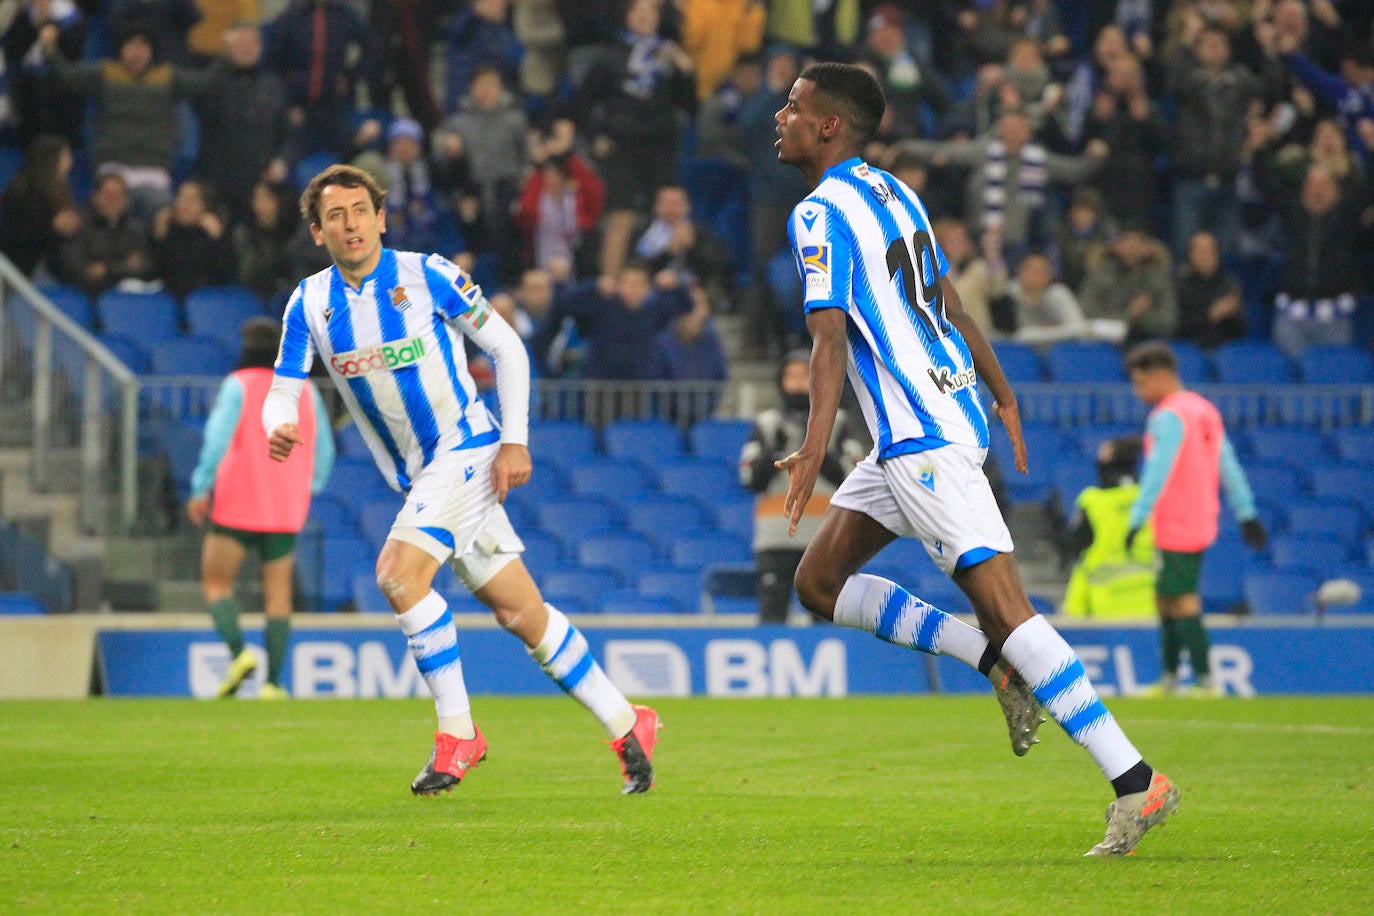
928, 365, 976, 395
330, 335, 428, 377
801, 244, 831, 295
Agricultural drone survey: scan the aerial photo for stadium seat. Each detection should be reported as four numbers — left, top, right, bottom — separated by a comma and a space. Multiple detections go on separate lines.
1268, 532, 1350, 578
636, 569, 703, 612
1169, 340, 1213, 384
96, 334, 152, 375
351, 571, 390, 614
624, 495, 712, 546
602, 418, 684, 467
162, 418, 205, 498
868, 537, 938, 578
150, 335, 237, 376
1297, 344, 1374, 384
1310, 465, 1374, 515
599, 589, 687, 615
294, 152, 340, 191
567, 457, 652, 507
334, 423, 373, 462
0, 592, 45, 615
1211, 340, 1294, 384
671, 532, 753, 571
1199, 537, 1253, 612
1044, 341, 1125, 382
689, 418, 752, 464
97, 289, 180, 342
1333, 427, 1374, 465
576, 533, 658, 582
322, 458, 391, 503
1050, 461, 1097, 518
41, 286, 96, 329
536, 497, 621, 549
308, 493, 355, 529
915, 578, 975, 615
655, 457, 740, 501
990, 340, 1044, 382
184, 286, 266, 348
1284, 501, 1366, 547
541, 566, 624, 610
518, 530, 565, 579
357, 497, 398, 549
528, 420, 598, 475
1245, 427, 1330, 470
1243, 464, 1307, 504
1244, 570, 1318, 616
296, 534, 371, 612
713, 496, 755, 542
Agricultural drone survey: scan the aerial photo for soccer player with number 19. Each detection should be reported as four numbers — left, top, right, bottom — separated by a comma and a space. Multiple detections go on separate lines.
263, 165, 658, 797
773, 63, 1178, 856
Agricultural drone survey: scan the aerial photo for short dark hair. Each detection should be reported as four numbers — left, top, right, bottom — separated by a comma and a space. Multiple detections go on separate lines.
299, 164, 386, 225
799, 62, 886, 147
1124, 341, 1177, 374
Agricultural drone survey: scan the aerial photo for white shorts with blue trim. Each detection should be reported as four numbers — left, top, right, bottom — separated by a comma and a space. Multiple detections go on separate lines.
829, 444, 1013, 576
387, 443, 526, 591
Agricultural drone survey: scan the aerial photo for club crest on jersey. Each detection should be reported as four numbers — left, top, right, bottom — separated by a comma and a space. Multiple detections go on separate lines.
801, 244, 831, 296
390, 287, 412, 311
928, 365, 977, 395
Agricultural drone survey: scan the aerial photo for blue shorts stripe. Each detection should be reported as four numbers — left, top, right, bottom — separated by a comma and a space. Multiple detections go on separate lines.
874, 586, 905, 641
558, 652, 594, 692
416, 642, 461, 676
1059, 699, 1111, 738
913, 602, 943, 653
419, 526, 456, 550
1034, 659, 1084, 707
955, 546, 998, 570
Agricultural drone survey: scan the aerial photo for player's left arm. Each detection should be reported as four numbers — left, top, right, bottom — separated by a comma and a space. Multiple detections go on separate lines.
944, 275, 1028, 473
187, 375, 244, 525
1218, 433, 1260, 523
428, 254, 532, 502
777, 306, 848, 536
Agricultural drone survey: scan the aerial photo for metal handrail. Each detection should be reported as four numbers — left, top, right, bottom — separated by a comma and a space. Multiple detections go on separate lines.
0, 257, 139, 532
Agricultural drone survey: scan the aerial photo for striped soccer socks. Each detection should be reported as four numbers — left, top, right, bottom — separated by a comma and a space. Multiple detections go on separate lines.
833, 574, 989, 669
1000, 615, 1149, 794
396, 591, 475, 740
530, 604, 637, 738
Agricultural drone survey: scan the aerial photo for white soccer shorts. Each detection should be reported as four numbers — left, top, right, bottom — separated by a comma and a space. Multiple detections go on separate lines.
830, 443, 1014, 575
387, 444, 526, 591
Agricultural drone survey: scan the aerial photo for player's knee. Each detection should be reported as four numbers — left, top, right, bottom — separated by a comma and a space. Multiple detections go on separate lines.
375, 572, 412, 602
793, 561, 838, 618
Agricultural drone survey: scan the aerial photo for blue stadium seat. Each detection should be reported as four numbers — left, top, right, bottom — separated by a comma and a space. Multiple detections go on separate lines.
357, 496, 398, 549
1284, 501, 1366, 547
96, 334, 152, 375
1211, 340, 1293, 383
542, 566, 623, 610
636, 569, 703, 612
308, 493, 355, 529
713, 496, 755, 542
150, 335, 237, 376
671, 532, 752, 571
1169, 340, 1214, 384
915, 578, 975, 615
576, 533, 657, 582
41, 285, 95, 329
0, 592, 45, 615
624, 495, 712, 545
991, 341, 1044, 382
184, 286, 266, 348
334, 423, 373, 462
1269, 532, 1350, 578
351, 571, 390, 614
1245, 427, 1330, 470
1051, 461, 1097, 518
528, 420, 598, 475
1333, 427, 1374, 465
1297, 344, 1374, 384
868, 537, 938, 578
567, 457, 652, 507
296, 534, 371, 612
518, 530, 564, 579
1044, 341, 1124, 382
602, 418, 684, 467
689, 418, 752, 464
1310, 465, 1374, 515
294, 152, 341, 191
536, 497, 620, 548
97, 289, 180, 341
599, 589, 687, 615
1243, 464, 1307, 504
1244, 570, 1318, 616
162, 418, 205, 498
1199, 536, 1254, 612
655, 457, 740, 501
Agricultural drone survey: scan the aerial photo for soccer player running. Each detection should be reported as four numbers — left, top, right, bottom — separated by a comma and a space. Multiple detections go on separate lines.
1124, 342, 1267, 696
262, 165, 659, 796
773, 63, 1178, 855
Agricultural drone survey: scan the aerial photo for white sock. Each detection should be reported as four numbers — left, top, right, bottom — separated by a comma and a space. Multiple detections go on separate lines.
530, 604, 637, 738
833, 574, 988, 669
1000, 615, 1142, 780
396, 590, 475, 739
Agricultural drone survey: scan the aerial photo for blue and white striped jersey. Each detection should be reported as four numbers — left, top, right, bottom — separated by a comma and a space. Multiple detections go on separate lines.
789, 157, 989, 460
275, 248, 506, 492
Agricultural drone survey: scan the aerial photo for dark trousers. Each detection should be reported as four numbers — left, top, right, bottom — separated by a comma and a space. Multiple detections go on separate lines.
756, 548, 804, 624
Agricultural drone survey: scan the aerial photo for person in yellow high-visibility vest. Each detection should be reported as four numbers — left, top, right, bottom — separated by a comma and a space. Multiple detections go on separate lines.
1063, 436, 1157, 619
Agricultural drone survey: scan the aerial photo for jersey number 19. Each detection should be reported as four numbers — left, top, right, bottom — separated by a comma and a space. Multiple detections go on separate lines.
885, 229, 951, 342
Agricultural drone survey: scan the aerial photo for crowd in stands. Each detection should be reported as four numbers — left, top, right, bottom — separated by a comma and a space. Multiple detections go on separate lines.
0, 0, 1372, 384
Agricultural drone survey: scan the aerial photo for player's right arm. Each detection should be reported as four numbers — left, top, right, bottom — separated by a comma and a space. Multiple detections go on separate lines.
944, 275, 1028, 473
262, 285, 316, 460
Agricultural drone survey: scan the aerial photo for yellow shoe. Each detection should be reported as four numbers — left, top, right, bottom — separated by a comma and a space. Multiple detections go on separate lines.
1185, 684, 1223, 699
216, 649, 257, 698
257, 682, 290, 700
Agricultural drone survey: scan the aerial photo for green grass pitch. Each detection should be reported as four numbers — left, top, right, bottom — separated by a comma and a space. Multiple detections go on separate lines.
3, 696, 1371, 914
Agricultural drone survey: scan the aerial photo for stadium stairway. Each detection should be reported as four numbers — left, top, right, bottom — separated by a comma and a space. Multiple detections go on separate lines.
0, 445, 105, 609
